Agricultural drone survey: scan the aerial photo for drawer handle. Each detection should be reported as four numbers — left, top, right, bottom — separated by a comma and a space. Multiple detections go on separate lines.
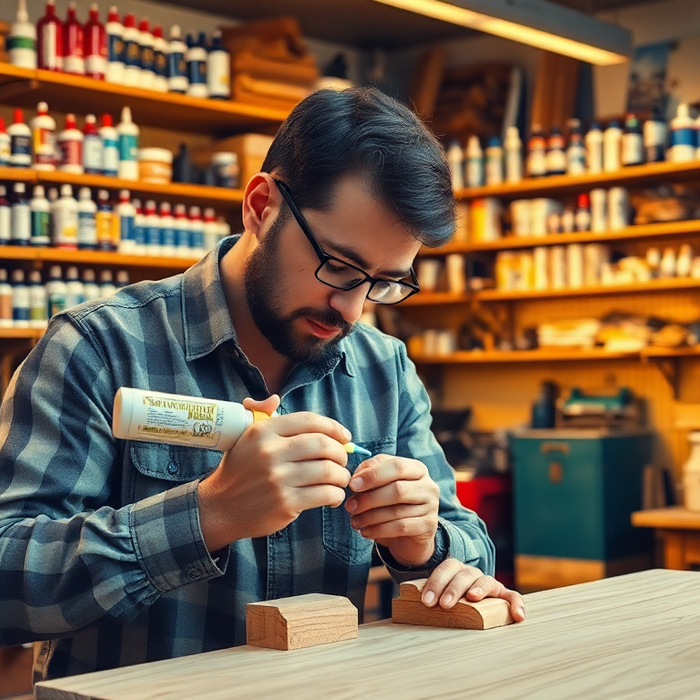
549, 461, 564, 483
541, 442, 570, 456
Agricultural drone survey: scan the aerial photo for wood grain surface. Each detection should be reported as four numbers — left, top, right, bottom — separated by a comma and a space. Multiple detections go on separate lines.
36, 569, 700, 700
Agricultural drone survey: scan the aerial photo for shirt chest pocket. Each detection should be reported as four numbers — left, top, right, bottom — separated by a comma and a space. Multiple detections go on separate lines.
129, 442, 222, 501
322, 438, 395, 565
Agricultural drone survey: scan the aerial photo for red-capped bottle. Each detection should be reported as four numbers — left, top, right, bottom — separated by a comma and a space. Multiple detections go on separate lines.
63, 1, 84, 75
37, 0, 64, 71
83, 2, 107, 80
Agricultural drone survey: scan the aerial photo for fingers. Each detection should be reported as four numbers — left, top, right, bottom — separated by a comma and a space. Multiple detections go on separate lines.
349, 455, 426, 493
282, 460, 352, 490
269, 410, 353, 446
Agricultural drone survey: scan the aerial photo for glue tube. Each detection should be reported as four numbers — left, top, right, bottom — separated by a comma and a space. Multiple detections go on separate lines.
112, 387, 371, 456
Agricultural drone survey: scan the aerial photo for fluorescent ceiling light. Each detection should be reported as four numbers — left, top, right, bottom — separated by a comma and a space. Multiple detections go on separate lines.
371, 0, 632, 65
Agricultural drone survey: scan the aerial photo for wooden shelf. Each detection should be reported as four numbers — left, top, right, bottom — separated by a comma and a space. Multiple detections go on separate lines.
0, 63, 288, 136
412, 348, 641, 364
0, 167, 245, 209
401, 291, 470, 306
0, 245, 198, 269
0, 327, 45, 340
456, 160, 700, 201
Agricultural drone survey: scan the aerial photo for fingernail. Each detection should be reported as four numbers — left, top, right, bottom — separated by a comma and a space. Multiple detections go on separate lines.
517, 606, 526, 620
351, 477, 364, 490
346, 499, 357, 513
471, 587, 482, 597
442, 593, 454, 606
423, 590, 435, 606
342, 427, 352, 441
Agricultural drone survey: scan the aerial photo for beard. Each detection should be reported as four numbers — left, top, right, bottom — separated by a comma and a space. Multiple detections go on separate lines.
243, 214, 355, 364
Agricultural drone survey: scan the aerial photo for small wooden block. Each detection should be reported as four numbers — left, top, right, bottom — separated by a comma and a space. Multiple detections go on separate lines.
246, 593, 358, 650
392, 579, 514, 630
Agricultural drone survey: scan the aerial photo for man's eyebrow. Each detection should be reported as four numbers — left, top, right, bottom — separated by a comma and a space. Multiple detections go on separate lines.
323, 239, 412, 279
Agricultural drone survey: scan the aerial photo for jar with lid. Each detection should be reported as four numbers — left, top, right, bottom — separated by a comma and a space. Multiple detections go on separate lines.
211, 151, 239, 189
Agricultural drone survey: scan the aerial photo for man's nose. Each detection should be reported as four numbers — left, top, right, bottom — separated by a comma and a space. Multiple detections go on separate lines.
328, 283, 370, 325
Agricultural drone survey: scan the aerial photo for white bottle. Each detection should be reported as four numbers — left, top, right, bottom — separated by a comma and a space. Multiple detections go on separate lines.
447, 140, 464, 192
11, 268, 29, 328
485, 137, 504, 186
207, 30, 231, 99
0, 187, 9, 244
0, 120, 10, 166
9, 0, 37, 69
99, 113, 119, 176
53, 184, 78, 249
138, 18, 155, 90
152, 26, 169, 93
504, 126, 522, 183
82, 114, 103, 174
122, 13, 141, 87
670, 103, 696, 163
174, 203, 191, 256
144, 200, 161, 255
585, 122, 604, 174
185, 33, 209, 98
159, 201, 176, 257
0, 269, 12, 327
10, 182, 31, 245
105, 6, 125, 84
99, 269, 117, 297
677, 244, 693, 277
116, 190, 136, 254
77, 186, 97, 250
167, 25, 189, 93
8, 108, 32, 168
47, 187, 58, 233
115, 269, 130, 289
65, 265, 85, 308
29, 184, 51, 247
46, 265, 67, 317
27, 269, 47, 328
603, 120, 622, 172
56, 113, 84, 174
82, 268, 101, 301
133, 198, 146, 255
188, 206, 205, 256
464, 135, 484, 188
117, 107, 139, 180
203, 207, 218, 250
660, 247, 677, 278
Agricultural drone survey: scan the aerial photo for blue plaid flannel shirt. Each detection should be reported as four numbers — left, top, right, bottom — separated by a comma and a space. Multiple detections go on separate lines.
0, 236, 494, 681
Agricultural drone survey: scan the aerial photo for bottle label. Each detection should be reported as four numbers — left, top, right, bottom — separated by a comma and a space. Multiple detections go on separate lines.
63, 54, 85, 75
140, 45, 155, 74
77, 211, 97, 247
0, 290, 11, 320
48, 293, 67, 317
102, 140, 119, 174
527, 150, 547, 177
13, 304, 30, 322
187, 59, 206, 85
31, 210, 51, 244
120, 214, 135, 243
8, 35, 37, 51
0, 136, 9, 165
32, 127, 56, 166
169, 51, 186, 79
0, 206, 10, 243
153, 49, 167, 77
54, 210, 78, 247
108, 33, 125, 63
175, 227, 189, 249
118, 134, 138, 162
207, 53, 230, 97
671, 127, 695, 148
134, 222, 145, 246
83, 135, 103, 172
41, 24, 61, 70
59, 138, 82, 168
546, 149, 566, 174
161, 224, 175, 248
30, 299, 46, 322
11, 204, 31, 242
96, 211, 114, 248
146, 225, 160, 247
10, 134, 32, 166
190, 227, 204, 249
124, 39, 141, 68
85, 55, 107, 76
622, 134, 644, 165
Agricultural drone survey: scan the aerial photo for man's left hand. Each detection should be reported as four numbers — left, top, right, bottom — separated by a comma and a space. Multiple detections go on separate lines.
345, 454, 440, 567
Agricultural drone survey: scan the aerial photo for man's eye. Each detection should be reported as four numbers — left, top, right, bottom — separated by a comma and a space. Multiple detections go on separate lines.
325, 261, 352, 274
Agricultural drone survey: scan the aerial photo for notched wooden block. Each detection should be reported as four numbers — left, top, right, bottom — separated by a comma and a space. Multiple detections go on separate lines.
246, 593, 358, 650
392, 579, 514, 630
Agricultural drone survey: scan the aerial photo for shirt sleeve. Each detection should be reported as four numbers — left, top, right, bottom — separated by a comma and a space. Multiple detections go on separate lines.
0, 316, 227, 647
379, 341, 496, 581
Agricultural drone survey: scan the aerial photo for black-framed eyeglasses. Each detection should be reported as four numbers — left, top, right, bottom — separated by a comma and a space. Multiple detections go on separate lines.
272, 177, 420, 305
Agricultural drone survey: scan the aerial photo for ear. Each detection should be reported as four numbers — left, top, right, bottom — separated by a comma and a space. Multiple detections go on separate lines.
242, 174, 280, 239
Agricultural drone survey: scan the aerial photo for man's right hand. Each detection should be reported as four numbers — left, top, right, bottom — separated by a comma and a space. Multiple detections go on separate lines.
197, 395, 352, 552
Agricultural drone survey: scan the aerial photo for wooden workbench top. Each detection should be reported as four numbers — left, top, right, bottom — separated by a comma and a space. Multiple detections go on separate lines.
36, 569, 700, 700
632, 506, 700, 529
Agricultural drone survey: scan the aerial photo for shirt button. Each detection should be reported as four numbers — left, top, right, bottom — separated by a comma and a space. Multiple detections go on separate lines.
167, 460, 179, 475
188, 567, 202, 580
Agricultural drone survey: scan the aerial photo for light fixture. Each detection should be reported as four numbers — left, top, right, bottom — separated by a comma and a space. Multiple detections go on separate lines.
371, 0, 632, 65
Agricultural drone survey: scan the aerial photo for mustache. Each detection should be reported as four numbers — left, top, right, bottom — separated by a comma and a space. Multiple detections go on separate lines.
289, 307, 353, 334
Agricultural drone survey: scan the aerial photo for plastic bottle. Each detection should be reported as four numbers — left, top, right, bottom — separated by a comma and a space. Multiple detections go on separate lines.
173, 203, 191, 256
168, 25, 189, 93
504, 126, 522, 183
122, 13, 141, 87
76, 186, 97, 249
188, 205, 205, 256
669, 103, 696, 163
95, 189, 115, 251
105, 6, 125, 84
565, 119, 586, 175
0, 269, 12, 327
575, 193, 591, 232
526, 125, 547, 178
83, 2, 107, 80
10, 183, 31, 246
546, 126, 566, 176
152, 26, 169, 92
28, 269, 47, 328
484, 137, 504, 186
8, 108, 32, 168
81, 268, 101, 301
29, 184, 51, 246
8, 0, 37, 69
46, 265, 67, 317
207, 30, 231, 99
37, 0, 63, 71
585, 122, 604, 174
57, 113, 83, 174
82, 114, 102, 174
30, 101, 56, 171
464, 135, 484, 188
98, 268, 117, 296
603, 120, 622, 172
159, 201, 176, 256
0, 188, 10, 245
202, 207, 218, 250
63, 1, 84, 75
53, 184, 78, 249
644, 107, 668, 163
114, 190, 135, 253
65, 265, 85, 308
185, 32, 208, 98
143, 199, 160, 255
133, 198, 146, 255
11, 269, 30, 328
99, 113, 119, 176
0, 119, 10, 166
622, 113, 644, 167
117, 107, 139, 180
47, 186, 58, 233
138, 18, 155, 90
446, 140, 464, 191
112, 387, 272, 450
115, 269, 130, 289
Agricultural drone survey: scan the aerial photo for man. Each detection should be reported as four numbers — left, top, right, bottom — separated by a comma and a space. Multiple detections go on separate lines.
0, 86, 524, 682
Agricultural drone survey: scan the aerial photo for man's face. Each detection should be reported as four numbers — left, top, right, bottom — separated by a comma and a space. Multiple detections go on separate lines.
243, 175, 421, 364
